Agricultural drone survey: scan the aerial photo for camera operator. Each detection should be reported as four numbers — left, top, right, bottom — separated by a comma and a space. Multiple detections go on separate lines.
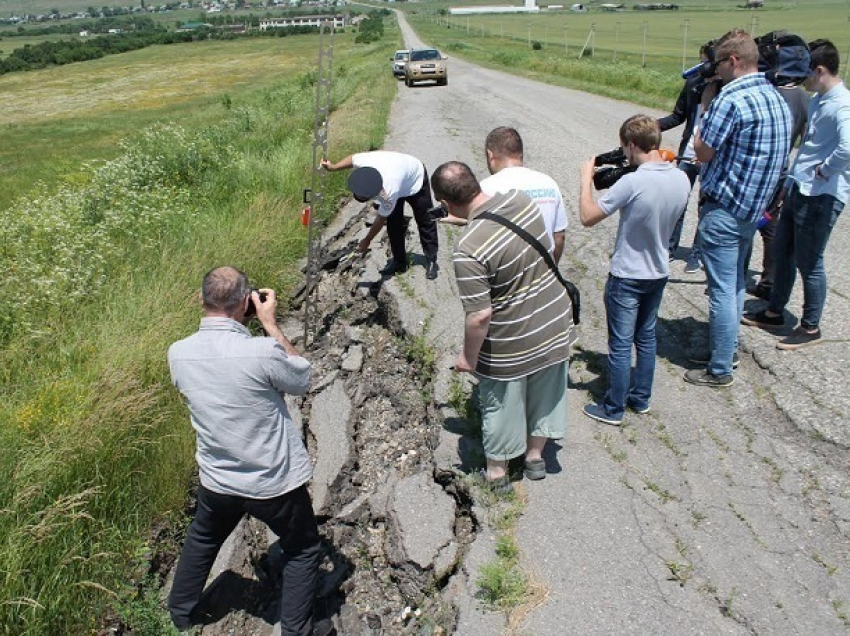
685, 28, 792, 388
579, 115, 691, 425
657, 39, 716, 270
167, 267, 323, 635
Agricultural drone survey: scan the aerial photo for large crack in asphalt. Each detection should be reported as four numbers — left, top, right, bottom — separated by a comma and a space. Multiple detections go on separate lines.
166, 205, 481, 636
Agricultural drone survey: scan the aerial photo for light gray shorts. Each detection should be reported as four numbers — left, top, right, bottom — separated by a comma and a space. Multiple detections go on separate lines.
476, 360, 569, 460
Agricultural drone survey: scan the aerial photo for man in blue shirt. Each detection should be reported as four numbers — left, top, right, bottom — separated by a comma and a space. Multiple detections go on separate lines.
684, 29, 791, 387
742, 39, 850, 349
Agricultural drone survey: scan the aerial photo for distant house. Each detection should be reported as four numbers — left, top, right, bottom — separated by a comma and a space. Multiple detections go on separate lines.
600, 3, 625, 10
259, 14, 346, 30
178, 21, 210, 31
570, 2, 587, 11
745, 0, 763, 6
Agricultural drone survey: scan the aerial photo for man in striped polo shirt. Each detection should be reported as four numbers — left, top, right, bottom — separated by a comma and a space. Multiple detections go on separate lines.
431, 161, 575, 492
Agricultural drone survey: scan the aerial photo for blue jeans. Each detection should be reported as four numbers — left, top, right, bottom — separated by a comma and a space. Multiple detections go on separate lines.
769, 185, 844, 329
698, 203, 758, 376
601, 275, 667, 419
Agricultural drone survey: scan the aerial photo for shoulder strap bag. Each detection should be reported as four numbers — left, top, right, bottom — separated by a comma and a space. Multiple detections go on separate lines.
477, 211, 581, 325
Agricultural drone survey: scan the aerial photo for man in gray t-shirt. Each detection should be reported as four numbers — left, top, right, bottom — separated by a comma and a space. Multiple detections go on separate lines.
167, 266, 321, 634
579, 115, 691, 425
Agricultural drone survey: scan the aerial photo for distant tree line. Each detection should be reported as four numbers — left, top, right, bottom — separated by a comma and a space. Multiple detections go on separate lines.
4, 15, 159, 37
0, 24, 324, 75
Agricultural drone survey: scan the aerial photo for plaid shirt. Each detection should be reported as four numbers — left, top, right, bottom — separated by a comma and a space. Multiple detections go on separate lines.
701, 73, 792, 222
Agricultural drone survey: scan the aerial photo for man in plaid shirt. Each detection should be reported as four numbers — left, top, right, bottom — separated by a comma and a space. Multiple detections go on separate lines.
684, 29, 791, 388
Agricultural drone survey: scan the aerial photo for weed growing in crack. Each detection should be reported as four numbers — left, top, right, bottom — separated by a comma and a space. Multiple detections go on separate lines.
643, 479, 676, 504
832, 599, 849, 626
476, 534, 528, 611
691, 510, 707, 528
727, 502, 765, 547
666, 560, 694, 587
760, 456, 784, 484
812, 552, 839, 576
720, 586, 739, 618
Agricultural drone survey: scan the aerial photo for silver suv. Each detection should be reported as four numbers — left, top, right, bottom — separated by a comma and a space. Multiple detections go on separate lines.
391, 49, 409, 78
404, 48, 448, 87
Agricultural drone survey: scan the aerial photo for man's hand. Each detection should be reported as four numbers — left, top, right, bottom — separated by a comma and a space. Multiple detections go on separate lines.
454, 354, 475, 374
357, 238, 371, 253
319, 158, 333, 170
439, 212, 468, 226
254, 288, 278, 331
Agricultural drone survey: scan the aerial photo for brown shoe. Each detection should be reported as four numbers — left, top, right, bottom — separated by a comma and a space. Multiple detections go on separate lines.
777, 326, 822, 350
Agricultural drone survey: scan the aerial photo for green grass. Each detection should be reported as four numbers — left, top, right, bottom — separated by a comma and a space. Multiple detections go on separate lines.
0, 28, 400, 634
401, 1, 850, 107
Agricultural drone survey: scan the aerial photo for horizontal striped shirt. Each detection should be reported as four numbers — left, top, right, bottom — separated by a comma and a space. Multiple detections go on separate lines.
701, 72, 792, 222
453, 190, 573, 381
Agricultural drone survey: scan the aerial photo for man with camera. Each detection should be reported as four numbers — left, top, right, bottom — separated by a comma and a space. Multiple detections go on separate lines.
685, 28, 791, 387
657, 39, 715, 271
167, 267, 322, 635
432, 162, 574, 491
321, 151, 439, 280
743, 39, 850, 350
579, 115, 691, 425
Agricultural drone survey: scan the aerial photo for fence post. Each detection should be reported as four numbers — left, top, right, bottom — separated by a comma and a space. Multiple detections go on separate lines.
641, 20, 648, 67
681, 18, 690, 72
613, 21, 620, 61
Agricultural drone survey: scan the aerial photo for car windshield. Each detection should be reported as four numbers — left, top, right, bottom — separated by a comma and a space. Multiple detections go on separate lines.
395, 52, 408, 61
410, 49, 441, 62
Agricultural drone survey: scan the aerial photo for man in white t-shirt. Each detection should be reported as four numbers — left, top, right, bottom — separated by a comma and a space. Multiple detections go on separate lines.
440, 127, 568, 263
322, 150, 439, 279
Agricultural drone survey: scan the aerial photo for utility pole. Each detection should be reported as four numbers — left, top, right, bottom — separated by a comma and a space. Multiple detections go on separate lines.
564, 24, 568, 55
613, 21, 620, 61
528, 23, 531, 46
641, 20, 648, 67
749, 12, 758, 35
681, 18, 689, 72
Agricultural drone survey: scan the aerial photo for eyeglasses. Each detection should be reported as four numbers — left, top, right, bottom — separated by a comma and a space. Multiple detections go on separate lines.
714, 56, 732, 67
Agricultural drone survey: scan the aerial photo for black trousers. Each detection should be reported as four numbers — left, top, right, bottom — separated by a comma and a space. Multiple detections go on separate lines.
168, 483, 321, 635
386, 166, 439, 266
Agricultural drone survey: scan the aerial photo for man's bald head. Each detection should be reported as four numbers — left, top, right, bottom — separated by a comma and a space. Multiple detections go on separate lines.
201, 266, 251, 316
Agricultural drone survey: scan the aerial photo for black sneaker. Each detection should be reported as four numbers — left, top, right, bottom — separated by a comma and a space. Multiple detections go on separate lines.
687, 352, 740, 369
380, 260, 408, 276
746, 283, 772, 301
741, 309, 784, 329
683, 368, 734, 388
776, 326, 822, 351
425, 260, 438, 280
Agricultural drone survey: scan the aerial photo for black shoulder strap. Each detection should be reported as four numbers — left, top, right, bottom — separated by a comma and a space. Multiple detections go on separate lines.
477, 211, 581, 325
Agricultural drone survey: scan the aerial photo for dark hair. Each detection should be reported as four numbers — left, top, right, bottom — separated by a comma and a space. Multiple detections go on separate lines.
619, 115, 661, 153
201, 266, 250, 315
485, 126, 524, 159
431, 161, 481, 206
700, 39, 716, 57
809, 39, 840, 75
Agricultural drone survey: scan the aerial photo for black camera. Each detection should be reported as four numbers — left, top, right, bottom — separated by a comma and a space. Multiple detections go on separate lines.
245, 288, 268, 317
593, 147, 636, 190
428, 204, 448, 219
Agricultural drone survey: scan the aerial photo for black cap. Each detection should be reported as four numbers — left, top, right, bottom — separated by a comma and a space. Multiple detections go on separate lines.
347, 167, 383, 202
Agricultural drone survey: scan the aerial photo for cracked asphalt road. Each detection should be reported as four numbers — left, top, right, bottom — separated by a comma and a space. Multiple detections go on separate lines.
380, 13, 850, 634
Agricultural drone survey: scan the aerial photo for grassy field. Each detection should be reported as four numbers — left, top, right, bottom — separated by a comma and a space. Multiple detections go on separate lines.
404, 0, 850, 76
0, 24, 400, 634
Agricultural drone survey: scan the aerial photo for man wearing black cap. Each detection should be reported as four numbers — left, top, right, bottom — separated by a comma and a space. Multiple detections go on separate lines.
321, 151, 440, 279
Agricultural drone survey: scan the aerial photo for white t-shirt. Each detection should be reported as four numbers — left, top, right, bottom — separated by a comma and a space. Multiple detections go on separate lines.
480, 166, 568, 242
352, 151, 424, 217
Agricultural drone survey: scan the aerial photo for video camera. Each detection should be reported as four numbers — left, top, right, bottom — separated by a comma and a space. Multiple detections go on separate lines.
428, 204, 448, 219
593, 147, 678, 190
593, 148, 636, 190
681, 43, 719, 81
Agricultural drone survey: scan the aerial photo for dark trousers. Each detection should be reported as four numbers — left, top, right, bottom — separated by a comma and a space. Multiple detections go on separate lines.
668, 161, 700, 257
743, 182, 783, 288
386, 166, 439, 266
168, 484, 321, 636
